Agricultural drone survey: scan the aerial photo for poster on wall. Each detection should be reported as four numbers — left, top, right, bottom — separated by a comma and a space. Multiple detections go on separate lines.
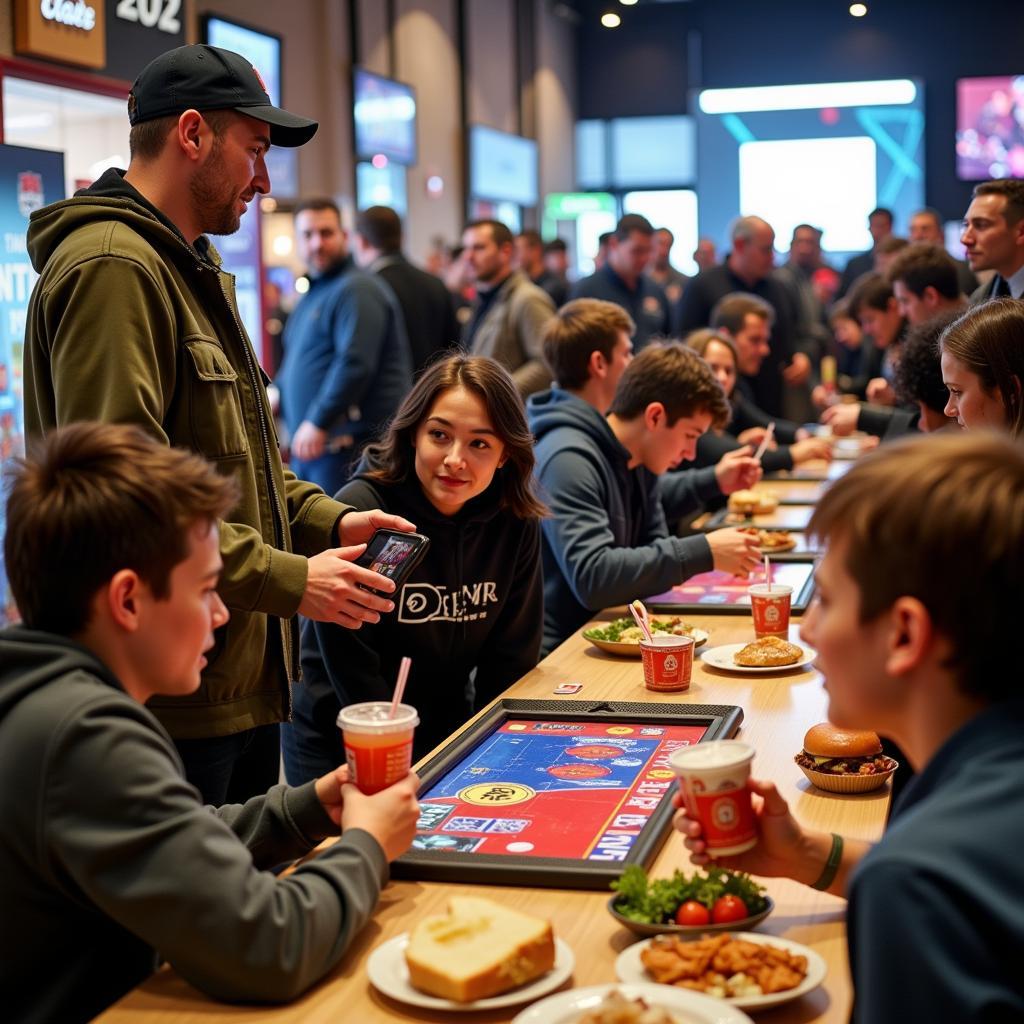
0, 144, 66, 626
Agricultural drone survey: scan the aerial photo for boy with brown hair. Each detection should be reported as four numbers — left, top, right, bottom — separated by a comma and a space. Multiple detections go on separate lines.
529, 336, 761, 653
0, 422, 419, 1024
674, 431, 1024, 1022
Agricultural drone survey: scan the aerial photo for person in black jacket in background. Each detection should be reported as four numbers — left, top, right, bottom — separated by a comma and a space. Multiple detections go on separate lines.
283, 355, 546, 781
685, 328, 832, 475
353, 205, 461, 376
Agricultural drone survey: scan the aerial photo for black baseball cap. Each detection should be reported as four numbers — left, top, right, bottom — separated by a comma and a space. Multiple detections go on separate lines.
128, 44, 318, 148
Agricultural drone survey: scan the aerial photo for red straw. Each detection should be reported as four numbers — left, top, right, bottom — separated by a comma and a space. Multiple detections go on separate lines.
764, 554, 772, 591
389, 656, 412, 718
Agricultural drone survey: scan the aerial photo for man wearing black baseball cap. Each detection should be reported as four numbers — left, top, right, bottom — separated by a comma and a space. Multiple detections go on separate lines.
23, 44, 416, 806
128, 43, 317, 149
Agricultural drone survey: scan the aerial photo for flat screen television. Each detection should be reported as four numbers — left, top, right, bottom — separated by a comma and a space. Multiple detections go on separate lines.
469, 124, 538, 207
353, 68, 417, 166
956, 76, 1024, 181
202, 15, 282, 107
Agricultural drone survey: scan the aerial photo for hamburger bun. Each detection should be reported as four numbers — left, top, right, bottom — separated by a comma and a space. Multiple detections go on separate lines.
802, 723, 882, 759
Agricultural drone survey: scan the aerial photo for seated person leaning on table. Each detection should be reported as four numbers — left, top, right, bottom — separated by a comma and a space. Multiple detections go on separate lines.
283, 354, 545, 781
685, 327, 833, 475
674, 432, 1024, 1023
530, 300, 763, 539
0, 423, 419, 1024
528, 337, 762, 655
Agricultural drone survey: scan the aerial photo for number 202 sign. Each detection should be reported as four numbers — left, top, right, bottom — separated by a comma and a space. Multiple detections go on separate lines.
114, 0, 180, 34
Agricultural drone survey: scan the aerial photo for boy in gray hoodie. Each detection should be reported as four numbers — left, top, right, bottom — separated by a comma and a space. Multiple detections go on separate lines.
0, 422, 419, 1024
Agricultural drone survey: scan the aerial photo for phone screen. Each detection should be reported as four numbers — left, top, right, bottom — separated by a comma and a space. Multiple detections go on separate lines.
363, 533, 422, 581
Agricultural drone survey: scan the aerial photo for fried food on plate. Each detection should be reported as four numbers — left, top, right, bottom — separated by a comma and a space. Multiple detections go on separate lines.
641, 933, 807, 998
734, 636, 803, 667
738, 528, 796, 552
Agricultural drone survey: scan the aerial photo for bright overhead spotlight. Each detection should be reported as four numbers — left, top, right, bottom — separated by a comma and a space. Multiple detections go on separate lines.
620, 0, 639, 5
601, 12, 621, 28
849, 3, 867, 15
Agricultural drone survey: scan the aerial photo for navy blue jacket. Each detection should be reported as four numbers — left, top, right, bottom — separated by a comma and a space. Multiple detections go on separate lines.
277, 255, 411, 444
570, 265, 670, 351
847, 700, 1024, 1023
528, 388, 713, 654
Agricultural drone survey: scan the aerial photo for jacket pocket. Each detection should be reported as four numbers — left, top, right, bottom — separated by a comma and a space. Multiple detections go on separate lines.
184, 338, 250, 459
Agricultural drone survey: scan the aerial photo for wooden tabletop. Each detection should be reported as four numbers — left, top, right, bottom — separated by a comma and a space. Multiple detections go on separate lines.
97, 609, 888, 1023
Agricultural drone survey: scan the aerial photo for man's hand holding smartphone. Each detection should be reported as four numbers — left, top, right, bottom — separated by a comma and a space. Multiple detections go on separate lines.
299, 526, 430, 630
300, 510, 419, 629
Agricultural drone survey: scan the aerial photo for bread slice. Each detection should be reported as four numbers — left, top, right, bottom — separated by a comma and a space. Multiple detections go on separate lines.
404, 896, 555, 1002
734, 636, 802, 666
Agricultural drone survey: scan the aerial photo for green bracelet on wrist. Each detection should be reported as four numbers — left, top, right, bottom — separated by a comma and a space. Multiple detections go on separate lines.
811, 833, 844, 891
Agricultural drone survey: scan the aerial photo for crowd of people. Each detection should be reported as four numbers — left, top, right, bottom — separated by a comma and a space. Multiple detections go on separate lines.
3, 41, 1024, 1024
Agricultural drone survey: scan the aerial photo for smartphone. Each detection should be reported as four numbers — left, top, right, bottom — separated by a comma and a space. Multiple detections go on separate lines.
354, 529, 431, 597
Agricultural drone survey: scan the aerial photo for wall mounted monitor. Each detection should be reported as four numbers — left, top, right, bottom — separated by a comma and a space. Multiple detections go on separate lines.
575, 115, 696, 190
468, 124, 538, 207
956, 76, 1024, 181
695, 79, 925, 261
202, 16, 282, 107
353, 68, 417, 166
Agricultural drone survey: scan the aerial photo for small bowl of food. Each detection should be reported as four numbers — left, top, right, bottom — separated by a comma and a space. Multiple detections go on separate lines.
607, 865, 773, 938
794, 723, 898, 793
583, 615, 708, 657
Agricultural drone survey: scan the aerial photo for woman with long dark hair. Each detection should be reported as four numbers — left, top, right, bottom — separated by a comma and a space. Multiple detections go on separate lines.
282, 355, 546, 780
939, 298, 1024, 436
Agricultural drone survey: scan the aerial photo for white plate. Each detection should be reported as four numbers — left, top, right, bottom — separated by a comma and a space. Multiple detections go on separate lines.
615, 932, 827, 1012
700, 642, 816, 674
367, 934, 574, 1011
513, 982, 753, 1024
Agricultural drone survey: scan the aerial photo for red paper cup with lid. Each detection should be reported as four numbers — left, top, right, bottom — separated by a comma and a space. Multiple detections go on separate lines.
748, 584, 793, 638
670, 740, 758, 856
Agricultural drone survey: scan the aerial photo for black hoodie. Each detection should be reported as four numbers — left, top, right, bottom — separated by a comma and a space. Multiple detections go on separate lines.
290, 469, 543, 768
0, 628, 387, 1023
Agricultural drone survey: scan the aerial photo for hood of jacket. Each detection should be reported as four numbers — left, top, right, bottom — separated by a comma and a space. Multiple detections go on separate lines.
27, 168, 213, 276
527, 387, 629, 470
0, 626, 124, 724
528, 385, 622, 458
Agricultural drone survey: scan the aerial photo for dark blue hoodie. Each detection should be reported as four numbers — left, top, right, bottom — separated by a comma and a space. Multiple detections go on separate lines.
527, 388, 713, 654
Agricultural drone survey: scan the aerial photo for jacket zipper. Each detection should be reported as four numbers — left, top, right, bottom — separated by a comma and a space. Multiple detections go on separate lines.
216, 272, 297, 706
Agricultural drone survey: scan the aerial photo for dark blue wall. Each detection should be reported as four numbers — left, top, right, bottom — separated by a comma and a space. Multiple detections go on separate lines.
575, 0, 1024, 224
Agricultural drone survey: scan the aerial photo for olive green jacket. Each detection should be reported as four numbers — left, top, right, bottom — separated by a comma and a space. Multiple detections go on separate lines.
24, 171, 351, 738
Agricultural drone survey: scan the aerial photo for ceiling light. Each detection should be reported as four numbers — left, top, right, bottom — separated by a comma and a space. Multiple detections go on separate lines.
619, 0, 638, 5
849, 3, 867, 15
699, 79, 917, 114
601, 12, 621, 28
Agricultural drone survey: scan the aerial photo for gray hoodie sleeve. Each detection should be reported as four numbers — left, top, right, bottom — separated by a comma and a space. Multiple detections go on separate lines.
43, 695, 388, 1003
540, 448, 713, 610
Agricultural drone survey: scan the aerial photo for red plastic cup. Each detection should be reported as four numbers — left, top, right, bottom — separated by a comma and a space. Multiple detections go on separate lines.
670, 741, 758, 856
748, 584, 793, 638
337, 702, 418, 795
639, 634, 694, 693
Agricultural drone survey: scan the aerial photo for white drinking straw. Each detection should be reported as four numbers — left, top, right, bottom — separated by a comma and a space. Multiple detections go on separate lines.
764, 554, 772, 591
752, 421, 776, 462
629, 600, 654, 643
389, 656, 412, 719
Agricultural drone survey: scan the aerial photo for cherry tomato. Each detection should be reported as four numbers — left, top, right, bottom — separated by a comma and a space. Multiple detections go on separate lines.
711, 894, 749, 923
674, 900, 711, 927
